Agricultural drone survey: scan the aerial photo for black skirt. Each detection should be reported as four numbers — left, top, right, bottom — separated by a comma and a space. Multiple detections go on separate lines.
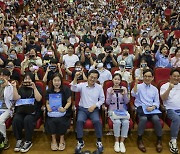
45, 116, 71, 135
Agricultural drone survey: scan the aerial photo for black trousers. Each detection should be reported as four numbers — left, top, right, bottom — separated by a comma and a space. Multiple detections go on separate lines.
12, 113, 36, 141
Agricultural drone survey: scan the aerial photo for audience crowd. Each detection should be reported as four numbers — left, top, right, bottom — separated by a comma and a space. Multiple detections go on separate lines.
0, 0, 179, 153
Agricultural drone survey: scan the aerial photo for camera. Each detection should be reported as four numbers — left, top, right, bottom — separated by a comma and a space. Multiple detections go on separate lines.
96, 59, 102, 63
106, 50, 112, 53
75, 67, 82, 71
49, 65, 56, 70
22, 81, 32, 87
85, 52, 90, 56
32, 65, 39, 70
29, 55, 35, 59
145, 50, 151, 55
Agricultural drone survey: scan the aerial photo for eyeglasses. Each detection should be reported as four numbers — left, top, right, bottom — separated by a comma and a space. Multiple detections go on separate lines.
143, 75, 153, 78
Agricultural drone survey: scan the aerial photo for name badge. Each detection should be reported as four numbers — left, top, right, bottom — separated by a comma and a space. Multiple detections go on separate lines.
15, 98, 35, 106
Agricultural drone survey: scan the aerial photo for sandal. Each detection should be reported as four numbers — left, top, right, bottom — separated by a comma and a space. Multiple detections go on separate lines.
51, 142, 58, 151
59, 142, 66, 151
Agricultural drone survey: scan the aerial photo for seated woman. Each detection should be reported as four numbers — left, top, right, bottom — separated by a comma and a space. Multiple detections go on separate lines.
106, 73, 130, 153
21, 62, 41, 80
155, 45, 172, 68
71, 61, 87, 81
45, 73, 72, 151
134, 58, 149, 81
6, 61, 21, 82
12, 72, 42, 153
171, 47, 180, 68
8, 49, 21, 66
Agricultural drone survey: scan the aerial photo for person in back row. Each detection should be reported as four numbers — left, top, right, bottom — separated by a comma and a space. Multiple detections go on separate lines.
70, 70, 105, 154
160, 68, 180, 154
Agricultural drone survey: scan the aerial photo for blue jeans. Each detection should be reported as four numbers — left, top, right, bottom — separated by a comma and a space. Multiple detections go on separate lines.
167, 109, 180, 139
76, 106, 102, 139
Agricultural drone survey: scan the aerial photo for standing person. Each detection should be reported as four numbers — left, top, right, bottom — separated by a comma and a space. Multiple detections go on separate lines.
160, 69, 180, 154
106, 73, 130, 153
45, 73, 72, 151
0, 68, 14, 150
131, 69, 163, 153
70, 70, 105, 153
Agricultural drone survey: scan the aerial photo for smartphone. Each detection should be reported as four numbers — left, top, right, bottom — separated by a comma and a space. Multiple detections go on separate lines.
47, 52, 53, 55
33, 65, 39, 70
114, 89, 123, 93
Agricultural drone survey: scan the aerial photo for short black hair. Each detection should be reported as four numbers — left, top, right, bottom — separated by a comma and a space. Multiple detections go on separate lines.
75, 61, 82, 66
143, 68, 154, 76
50, 59, 58, 64
2, 68, 11, 77
88, 69, 100, 79
67, 44, 74, 49
170, 68, 180, 76
104, 46, 113, 51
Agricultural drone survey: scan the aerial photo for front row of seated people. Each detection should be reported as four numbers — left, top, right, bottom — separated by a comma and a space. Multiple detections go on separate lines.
0, 67, 179, 153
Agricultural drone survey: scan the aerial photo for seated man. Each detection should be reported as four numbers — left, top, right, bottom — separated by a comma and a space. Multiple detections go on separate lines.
131, 69, 163, 153
70, 70, 105, 153
160, 68, 180, 154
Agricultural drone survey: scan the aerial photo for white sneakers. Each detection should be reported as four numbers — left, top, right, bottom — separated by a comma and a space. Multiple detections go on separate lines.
120, 142, 126, 153
114, 142, 126, 153
114, 142, 120, 152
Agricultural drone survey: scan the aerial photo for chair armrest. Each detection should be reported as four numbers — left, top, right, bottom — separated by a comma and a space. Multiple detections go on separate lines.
72, 103, 77, 131
101, 104, 107, 131
129, 102, 136, 123
160, 104, 167, 121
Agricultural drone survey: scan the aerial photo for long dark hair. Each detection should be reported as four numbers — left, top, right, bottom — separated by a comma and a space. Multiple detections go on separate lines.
51, 73, 63, 91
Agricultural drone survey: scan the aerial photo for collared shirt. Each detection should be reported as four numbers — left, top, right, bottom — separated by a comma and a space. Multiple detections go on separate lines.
89, 66, 112, 85
155, 50, 171, 68
70, 82, 105, 108
106, 86, 129, 111
131, 82, 160, 108
160, 82, 180, 110
117, 54, 135, 69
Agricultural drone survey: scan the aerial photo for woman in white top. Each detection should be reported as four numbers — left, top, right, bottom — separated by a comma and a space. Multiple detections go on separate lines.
121, 31, 134, 44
